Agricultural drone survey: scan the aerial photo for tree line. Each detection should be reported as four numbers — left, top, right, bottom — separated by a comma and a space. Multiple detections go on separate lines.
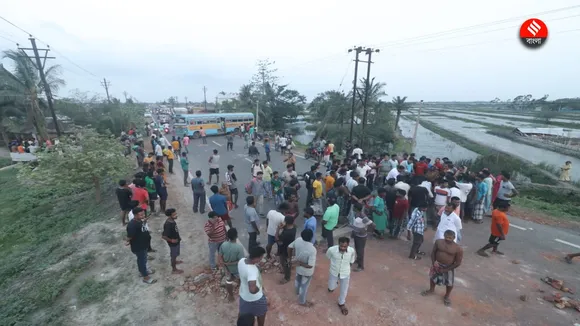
216, 59, 412, 152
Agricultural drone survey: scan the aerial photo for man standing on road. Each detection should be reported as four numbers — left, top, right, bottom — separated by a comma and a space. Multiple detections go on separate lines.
126, 207, 157, 284
321, 195, 339, 250
180, 152, 189, 187
204, 211, 227, 270
208, 149, 221, 185
494, 172, 518, 209
477, 201, 510, 257
191, 170, 206, 214
163, 146, 175, 174
226, 165, 239, 208
303, 207, 317, 244
264, 139, 271, 162
182, 134, 189, 153
162, 208, 183, 274
250, 171, 267, 216
406, 203, 428, 260
226, 132, 234, 151
326, 237, 356, 316
279, 134, 287, 155
262, 161, 273, 200
434, 203, 462, 243
245, 196, 261, 249
266, 202, 289, 260
209, 185, 233, 229
219, 228, 245, 302
288, 228, 317, 307
238, 246, 268, 326
200, 127, 207, 144
421, 230, 463, 306
304, 165, 317, 208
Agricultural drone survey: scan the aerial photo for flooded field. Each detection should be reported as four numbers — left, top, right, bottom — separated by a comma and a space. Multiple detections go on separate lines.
437, 109, 580, 126
399, 118, 478, 161
422, 116, 580, 181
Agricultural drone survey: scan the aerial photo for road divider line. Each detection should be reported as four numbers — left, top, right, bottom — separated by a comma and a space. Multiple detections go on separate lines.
509, 223, 527, 231
555, 239, 580, 250
212, 141, 222, 147
244, 158, 252, 163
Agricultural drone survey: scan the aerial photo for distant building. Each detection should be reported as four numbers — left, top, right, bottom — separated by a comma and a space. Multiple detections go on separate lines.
513, 127, 580, 145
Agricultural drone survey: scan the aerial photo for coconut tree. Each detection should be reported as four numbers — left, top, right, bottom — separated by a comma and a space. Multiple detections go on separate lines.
0, 50, 65, 140
392, 95, 409, 129
0, 99, 26, 148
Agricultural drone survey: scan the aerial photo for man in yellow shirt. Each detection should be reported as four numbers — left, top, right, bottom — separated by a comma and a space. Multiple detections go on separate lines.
324, 170, 336, 194
328, 141, 334, 153
143, 152, 154, 173
163, 146, 175, 174
312, 172, 324, 216
171, 137, 180, 156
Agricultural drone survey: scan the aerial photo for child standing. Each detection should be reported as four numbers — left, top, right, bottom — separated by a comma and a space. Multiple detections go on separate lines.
271, 171, 284, 206
390, 189, 409, 239
162, 208, 183, 274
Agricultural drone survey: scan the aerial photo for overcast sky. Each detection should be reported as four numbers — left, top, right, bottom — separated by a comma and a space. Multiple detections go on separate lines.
1, 0, 579, 103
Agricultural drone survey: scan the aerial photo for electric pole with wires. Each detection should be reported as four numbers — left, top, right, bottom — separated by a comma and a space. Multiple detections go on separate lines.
101, 78, 111, 103
18, 37, 61, 137
348, 46, 378, 146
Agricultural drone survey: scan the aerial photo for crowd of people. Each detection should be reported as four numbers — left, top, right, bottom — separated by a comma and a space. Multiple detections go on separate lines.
117, 122, 520, 326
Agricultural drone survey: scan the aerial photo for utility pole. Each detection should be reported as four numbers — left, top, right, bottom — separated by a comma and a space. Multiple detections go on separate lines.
348, 46, 363, 145
19, 37, 61, 137
412, 100, 424, 149
361, 48, 380, 133
184, 96, 188, 107
101, 78, 111, 103
203, 87, 208, 111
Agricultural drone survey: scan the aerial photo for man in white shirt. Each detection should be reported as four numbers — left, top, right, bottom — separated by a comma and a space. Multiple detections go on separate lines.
345, 171, 359, 192
288, 229, 317, 306
238, 246, 268, 325
434, 203, 463, 243
355, 160, 370, 180
456, 181, 473, 221
279, 136, 288, 154
326, 237, 356, 316
154, 142, 163, 160
386, 165, 404, 181
265, 203, 289, 259
352, 145, 363, 160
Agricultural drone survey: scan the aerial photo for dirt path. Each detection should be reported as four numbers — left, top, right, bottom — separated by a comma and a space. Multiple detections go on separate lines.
64, 165, 212, 325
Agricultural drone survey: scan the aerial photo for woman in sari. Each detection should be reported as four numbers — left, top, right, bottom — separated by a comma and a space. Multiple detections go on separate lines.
372, 188, 388, 238
560, 161, 572, 182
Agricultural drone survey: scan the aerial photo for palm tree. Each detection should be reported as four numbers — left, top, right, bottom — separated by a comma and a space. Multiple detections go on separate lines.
0, 99, 26, 147
392, 96, 408, 129
0, 50, 65, 140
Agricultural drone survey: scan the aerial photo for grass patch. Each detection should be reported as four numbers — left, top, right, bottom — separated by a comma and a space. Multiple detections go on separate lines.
512, 189, 580, 221
77, 277, 112, 305
0, 169, 118, 325
0, 157, 13, 168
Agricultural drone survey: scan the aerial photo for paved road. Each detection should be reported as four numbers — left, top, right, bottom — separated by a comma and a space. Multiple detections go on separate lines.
179, 135, 325, 250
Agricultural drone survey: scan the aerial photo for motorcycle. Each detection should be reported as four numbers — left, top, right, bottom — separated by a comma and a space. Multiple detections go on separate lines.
164, 127, 170, 134
303, 147, 319, 160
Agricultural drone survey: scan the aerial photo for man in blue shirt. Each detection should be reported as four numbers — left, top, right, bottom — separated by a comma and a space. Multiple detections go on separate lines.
264, 139, 271, 162
209, 185, 232, 228
303, 207, 317, 244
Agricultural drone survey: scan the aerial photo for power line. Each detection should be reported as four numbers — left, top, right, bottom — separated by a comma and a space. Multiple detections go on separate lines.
281, 5, 580, 71
0, 15, 100, 79
369, 5, 580, 48
377, 13, 580, 51
0, 33, 17, 44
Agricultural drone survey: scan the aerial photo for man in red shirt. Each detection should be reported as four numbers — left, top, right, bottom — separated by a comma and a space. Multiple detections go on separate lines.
204, 211, 227, 269
414, 156, 429, 176
132, 179, 149, 213
390, 189, 409, 239
434, 158, 444, 171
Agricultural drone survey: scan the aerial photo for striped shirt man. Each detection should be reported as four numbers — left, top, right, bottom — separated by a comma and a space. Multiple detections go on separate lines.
204, 219, 227, 243
407, 207, 426, 235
